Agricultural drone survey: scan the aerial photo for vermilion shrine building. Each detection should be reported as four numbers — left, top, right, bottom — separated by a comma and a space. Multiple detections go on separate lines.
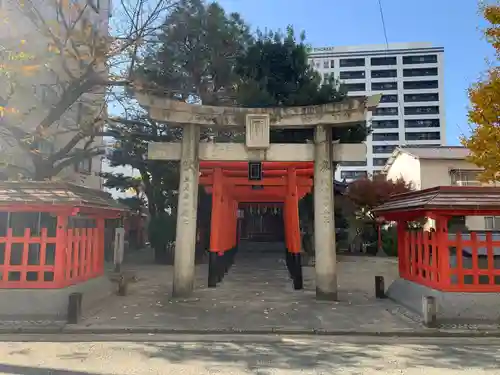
0, 182, 128, 319
373, 186, 500, 322
136, 93, 381, 299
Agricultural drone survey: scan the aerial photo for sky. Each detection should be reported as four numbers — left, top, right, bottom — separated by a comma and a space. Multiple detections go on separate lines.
216, 0, 495, 146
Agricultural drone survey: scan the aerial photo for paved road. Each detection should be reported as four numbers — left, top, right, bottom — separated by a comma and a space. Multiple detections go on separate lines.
0, 334, 499, 374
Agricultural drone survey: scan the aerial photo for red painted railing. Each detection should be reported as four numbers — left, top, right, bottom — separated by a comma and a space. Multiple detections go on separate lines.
0, 228, 57, 288
64, 228, 103, 285
399, 231, 441, 289
399, 230, 500, 292
0, 227, 104, 289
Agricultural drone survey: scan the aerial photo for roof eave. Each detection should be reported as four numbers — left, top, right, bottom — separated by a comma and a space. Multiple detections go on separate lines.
382, 147, 404, 173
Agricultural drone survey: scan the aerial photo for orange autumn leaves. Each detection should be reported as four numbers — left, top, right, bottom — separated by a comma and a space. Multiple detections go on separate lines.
0, 40, 33, 117
462, 4, 500, 182
484, 4, 500, 56
0, 46, 39, 76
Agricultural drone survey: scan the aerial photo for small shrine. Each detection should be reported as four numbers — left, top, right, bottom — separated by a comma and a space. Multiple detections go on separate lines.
373, 186, 500, 322
0, 181, 128, 319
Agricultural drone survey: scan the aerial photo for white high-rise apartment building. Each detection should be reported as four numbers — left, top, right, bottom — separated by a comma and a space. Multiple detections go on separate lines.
0, 0, 111, 188
309, 42, 445, 180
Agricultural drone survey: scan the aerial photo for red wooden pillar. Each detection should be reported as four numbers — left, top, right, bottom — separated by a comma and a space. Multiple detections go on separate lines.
286, 168, 301, 253
209, 168, 223, 253
284, 167, 303, 289
54, 214, 68, 287
396, 220, 407, 278
220, 188, 230, 252
224, 194, 233, 250
208, 168, 224, 287
436, 215, 450, 288
284, 171, 293, 250
96, 217, 105, 275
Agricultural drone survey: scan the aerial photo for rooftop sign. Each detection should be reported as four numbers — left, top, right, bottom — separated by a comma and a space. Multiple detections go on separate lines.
312, 47, 336, 52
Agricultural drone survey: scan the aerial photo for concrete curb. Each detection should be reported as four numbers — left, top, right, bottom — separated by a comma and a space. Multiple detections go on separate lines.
1, 326, 500, 337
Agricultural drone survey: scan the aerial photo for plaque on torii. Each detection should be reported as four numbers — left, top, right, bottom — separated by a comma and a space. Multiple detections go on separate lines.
245, 113, 270, 149
245, 113, 270, 180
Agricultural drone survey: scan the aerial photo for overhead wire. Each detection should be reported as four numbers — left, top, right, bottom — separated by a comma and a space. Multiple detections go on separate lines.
378, 0, 390, 51
375, 0, 409, 159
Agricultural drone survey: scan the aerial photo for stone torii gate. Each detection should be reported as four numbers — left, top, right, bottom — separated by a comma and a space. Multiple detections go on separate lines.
135, 93, 381, 299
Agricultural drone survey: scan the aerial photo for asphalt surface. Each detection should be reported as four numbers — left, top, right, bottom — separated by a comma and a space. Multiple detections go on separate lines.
0, 334, 499, 374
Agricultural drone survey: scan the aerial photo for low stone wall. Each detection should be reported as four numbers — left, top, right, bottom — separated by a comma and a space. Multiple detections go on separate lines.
387, 278, 500, 323
0, 277, 114, 321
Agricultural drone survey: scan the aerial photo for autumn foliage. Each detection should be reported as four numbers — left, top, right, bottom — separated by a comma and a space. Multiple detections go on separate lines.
347, 175, 413, 220
0, 0, 169, 181
461, 4, 500, 182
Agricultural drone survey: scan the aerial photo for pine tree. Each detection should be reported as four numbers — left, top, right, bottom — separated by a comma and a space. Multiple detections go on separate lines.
105, 1, 370, 261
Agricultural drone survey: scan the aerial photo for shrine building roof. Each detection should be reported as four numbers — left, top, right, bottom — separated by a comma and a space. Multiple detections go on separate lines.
0, 181, 128, 211
372, 186, 500, 219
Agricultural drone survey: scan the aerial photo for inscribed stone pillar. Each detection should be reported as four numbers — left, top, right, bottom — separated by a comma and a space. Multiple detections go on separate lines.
313, 125, 338, 300
172, 123, 200, 297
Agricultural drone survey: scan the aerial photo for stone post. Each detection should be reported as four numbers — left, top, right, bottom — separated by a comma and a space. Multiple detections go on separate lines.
313, 125, 338, 300
172, 123, 200, 297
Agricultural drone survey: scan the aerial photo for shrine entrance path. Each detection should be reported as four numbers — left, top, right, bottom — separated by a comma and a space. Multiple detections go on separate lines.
78, 248, 422, 333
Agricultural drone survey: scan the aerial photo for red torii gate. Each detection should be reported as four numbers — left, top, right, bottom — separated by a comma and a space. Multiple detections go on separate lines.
200, 161, 313, 289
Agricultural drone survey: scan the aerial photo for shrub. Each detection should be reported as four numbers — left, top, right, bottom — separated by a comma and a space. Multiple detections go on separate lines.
381, 226, 398, 257
149, 213, 177, 264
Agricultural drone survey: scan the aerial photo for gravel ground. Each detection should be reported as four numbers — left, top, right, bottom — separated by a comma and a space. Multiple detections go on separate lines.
0, 335, 499, 374
76, 253, 419, 333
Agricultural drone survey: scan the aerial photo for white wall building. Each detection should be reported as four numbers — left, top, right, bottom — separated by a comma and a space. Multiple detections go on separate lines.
309, 42, 445, 181
384, 146, 499, 231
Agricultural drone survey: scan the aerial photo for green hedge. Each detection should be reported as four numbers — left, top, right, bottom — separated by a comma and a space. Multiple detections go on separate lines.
149, 214, 177, 264
381, 226, 398, 257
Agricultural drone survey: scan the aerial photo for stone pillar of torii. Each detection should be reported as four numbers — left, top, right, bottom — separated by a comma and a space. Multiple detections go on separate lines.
135, 93, 381, 299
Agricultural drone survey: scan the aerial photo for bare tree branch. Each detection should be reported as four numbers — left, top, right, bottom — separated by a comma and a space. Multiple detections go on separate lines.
0, 0, 178, 180
52, 148, 105, 177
